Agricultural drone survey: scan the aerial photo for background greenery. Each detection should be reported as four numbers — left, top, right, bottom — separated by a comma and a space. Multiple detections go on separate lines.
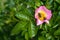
0, 0, 60, 40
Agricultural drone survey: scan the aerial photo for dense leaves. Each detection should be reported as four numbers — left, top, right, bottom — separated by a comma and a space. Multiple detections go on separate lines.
54, 28, 60, 35
11, 21, 28, 35
56, 0, 60, 4
15, 12, 30, 21
28, 22, 37, 38
0, 0, 60, 40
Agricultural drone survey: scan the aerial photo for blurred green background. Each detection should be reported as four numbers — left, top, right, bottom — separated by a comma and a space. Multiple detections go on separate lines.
0, 0, 60, 40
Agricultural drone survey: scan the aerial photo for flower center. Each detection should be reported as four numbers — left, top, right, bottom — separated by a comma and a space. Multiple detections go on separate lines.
38, 10, 47, 21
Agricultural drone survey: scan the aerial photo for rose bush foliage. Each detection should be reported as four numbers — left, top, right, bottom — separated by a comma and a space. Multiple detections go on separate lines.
0, 0, 60, 40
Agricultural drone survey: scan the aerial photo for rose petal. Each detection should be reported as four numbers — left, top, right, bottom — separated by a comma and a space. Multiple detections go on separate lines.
35, 6, 46, 19
41, 6, 52, 20
44, 20, 49, 24
37, 19, 44, 25
35, 6, 52, 25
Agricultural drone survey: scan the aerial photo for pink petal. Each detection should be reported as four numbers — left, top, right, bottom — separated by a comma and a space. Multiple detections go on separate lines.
37, 19, 44, 25
35, 6, 45, 19
35, 8, 39, 19
41, 6, 52, 20
35, 6, 52, 25
35, 6, 45, 14
46, 10, 52, 20
35, 13, 38, 19
44, 20, 49, 24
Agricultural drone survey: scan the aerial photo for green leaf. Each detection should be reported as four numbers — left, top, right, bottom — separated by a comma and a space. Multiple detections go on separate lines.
0, 0, 7, 11
38, 36, 46, 40
54, 28, 60, 35
15, 12, 30, 21
28, 21, 37, 38
11, 21, 27, 35
45, 0, 53, 9
46, 33, 52, 40
56, 0, 60, 4
53, 24, 59, 28
25, 32, 29, 40
16, 36, 25, 40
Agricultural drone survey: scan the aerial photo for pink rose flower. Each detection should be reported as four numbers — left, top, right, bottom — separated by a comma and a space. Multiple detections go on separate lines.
35, 6, 52, 25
